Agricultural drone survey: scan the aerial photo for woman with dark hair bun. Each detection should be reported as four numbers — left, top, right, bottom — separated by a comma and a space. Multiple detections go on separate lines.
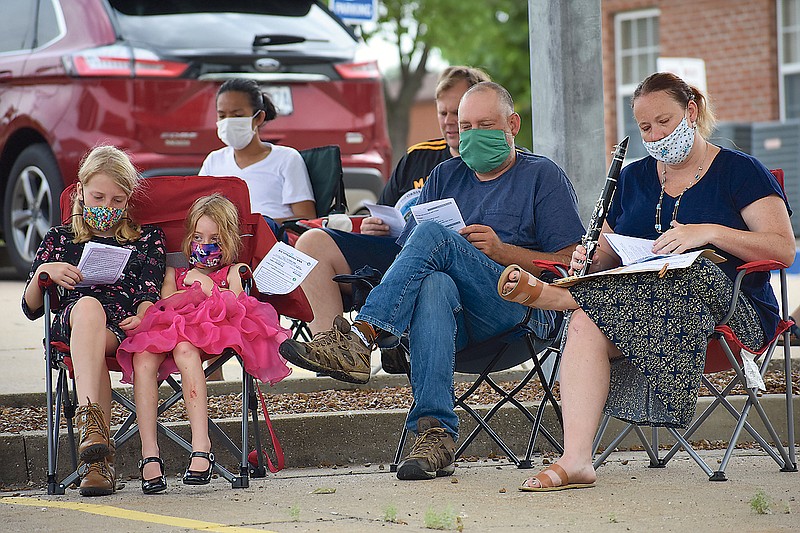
200, 78, 316, 229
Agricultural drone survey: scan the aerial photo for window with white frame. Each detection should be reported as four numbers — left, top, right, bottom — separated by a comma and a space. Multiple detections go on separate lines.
615, 9, 660, 159
780, 0, 800, 119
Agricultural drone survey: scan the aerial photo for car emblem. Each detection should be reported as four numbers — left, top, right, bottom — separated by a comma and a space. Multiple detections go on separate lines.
255, 58, 281, 72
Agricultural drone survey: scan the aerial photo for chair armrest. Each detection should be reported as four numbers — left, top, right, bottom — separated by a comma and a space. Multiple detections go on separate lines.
720, 260, 789, 326
736, 260, 788, 273
238, 265, 253, 294
37, 272, 60, 308
531, 260, 569, 277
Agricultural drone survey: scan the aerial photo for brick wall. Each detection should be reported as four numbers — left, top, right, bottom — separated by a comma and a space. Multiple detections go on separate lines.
602, 0, 779, 152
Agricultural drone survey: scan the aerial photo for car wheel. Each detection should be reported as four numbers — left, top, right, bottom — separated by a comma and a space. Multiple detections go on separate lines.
3, 144, 63, 278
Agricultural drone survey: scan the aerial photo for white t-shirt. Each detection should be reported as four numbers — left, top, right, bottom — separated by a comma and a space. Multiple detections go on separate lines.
199, 144, 314, 219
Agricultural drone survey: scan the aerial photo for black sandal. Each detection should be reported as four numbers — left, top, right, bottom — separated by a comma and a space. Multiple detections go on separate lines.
182, 451, 214, 485
138, 456, 167, 494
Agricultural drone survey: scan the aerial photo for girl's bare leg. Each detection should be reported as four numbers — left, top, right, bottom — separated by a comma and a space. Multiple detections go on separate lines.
133, 350, 168, 480
173, 341, 211, 472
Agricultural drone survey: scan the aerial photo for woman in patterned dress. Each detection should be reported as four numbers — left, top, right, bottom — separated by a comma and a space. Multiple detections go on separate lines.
22, 145, 166, 496
497, 72, 794, 492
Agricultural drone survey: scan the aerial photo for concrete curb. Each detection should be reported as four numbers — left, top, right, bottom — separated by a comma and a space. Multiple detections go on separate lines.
1, 394, 797, 489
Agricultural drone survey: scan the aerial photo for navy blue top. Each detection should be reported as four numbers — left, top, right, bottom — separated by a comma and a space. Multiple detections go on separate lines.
400, 151, 585, 253
607, 147, 792, 336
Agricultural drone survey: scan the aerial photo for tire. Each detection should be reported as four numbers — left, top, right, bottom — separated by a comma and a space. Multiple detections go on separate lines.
3, 144, 64, 278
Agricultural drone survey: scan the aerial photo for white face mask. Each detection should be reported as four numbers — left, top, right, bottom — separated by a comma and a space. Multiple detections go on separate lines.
642, 115, 696, 165
216, 113, 258, 150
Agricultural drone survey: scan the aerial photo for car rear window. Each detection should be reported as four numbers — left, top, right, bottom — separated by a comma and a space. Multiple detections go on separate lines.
108, 0, 356, 52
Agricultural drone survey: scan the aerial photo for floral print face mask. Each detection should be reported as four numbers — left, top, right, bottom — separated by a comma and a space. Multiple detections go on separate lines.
189, 241, 223, 267
82, 205, 125, 232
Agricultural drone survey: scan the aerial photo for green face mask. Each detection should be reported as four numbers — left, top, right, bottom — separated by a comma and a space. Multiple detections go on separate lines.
458, 128, 511, 174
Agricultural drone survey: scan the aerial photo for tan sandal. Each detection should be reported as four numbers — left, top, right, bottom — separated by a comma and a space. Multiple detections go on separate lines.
519, 463, 595, 492
497, 264, 545, 305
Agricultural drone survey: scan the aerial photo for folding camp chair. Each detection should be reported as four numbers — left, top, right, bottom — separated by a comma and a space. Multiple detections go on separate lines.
592, 169, 797, 481
272, 145, 349, 341
335, 262, 568, 470
40, 175, 312, 494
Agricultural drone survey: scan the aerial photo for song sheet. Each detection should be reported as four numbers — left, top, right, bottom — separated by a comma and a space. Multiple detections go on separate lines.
76, 242, 132, 286
253, 242, 317, 295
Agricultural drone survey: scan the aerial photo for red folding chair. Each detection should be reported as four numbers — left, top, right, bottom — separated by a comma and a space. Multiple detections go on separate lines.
592, 169, 797, 481
40, 175, 312, 494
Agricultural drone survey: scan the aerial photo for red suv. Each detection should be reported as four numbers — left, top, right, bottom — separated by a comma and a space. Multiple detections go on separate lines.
0, 0, 391, 276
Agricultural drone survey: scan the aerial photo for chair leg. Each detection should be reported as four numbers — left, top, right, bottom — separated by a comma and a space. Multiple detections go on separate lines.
390, 403, 413, 472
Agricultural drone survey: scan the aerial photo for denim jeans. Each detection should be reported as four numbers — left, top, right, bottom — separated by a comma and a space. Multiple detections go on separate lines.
356, 222, 556, 439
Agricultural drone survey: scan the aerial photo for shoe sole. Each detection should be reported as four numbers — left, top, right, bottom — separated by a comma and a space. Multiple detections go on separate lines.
279, 340, 370, 384
79, 443, 110, 464
79, 486, 114, 496
396, 463, 455, 481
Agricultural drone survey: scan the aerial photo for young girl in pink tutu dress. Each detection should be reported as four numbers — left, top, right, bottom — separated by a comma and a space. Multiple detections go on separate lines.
117, 193, 291, 494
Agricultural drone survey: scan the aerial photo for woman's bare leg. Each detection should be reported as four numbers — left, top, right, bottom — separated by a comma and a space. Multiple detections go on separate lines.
522, 309, 620, 488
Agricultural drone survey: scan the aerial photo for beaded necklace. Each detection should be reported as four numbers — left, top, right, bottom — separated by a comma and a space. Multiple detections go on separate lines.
654, 141, 708, 233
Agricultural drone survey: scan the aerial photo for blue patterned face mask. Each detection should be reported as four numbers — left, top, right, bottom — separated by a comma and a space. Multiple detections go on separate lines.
642, 115, 695, 165
189, 241, 223, 267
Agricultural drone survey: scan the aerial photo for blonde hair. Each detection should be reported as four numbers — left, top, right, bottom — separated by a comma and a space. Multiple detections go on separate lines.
182, 193, 241, 266
71, 145, 142, 244
435, 66, 491, 100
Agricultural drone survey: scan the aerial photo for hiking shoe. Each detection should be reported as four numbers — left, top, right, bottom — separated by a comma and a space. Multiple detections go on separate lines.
396, 417, 456, 480
279, 316, 371, 384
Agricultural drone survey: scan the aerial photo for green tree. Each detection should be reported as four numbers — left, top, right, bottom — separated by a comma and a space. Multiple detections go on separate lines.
364, 0, 531, 164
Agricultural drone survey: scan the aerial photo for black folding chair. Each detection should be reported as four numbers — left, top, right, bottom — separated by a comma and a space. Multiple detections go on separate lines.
335, 263, 567, 470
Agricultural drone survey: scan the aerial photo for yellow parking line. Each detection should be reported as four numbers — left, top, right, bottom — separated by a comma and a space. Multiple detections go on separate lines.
0, 497, 275, 532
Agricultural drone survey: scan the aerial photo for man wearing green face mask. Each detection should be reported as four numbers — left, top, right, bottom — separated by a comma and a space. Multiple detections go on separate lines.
280, 82, 585, 480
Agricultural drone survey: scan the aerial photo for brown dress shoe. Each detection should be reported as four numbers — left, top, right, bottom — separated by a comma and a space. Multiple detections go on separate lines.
75, 402, 110, 463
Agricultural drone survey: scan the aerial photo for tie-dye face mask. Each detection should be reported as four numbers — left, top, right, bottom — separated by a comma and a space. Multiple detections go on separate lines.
189, 241, 223, 267
83, 205, 124, 232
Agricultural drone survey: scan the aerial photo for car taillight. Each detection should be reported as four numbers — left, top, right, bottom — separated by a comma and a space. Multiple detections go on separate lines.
64, 45, 189, 78
334, 60, 381, 80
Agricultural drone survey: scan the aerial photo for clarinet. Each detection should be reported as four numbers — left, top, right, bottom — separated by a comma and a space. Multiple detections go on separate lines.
578, 136, 629, 276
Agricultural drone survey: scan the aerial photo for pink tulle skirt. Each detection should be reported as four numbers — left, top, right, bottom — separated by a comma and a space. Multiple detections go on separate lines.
117, 285, 291, 385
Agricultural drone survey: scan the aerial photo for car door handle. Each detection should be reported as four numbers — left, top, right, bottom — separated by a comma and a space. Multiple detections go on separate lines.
0, 70, 13, 80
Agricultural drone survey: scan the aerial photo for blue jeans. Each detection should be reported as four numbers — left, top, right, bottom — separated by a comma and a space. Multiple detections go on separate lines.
356, 222, 555, 439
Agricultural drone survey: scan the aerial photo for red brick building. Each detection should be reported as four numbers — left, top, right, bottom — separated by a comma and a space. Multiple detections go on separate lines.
601, 0, 798, 157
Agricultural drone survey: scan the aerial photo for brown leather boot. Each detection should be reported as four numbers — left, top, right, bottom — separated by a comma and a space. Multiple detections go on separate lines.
79, 437, 115, 497
79, 459, 115, 496
75, 402, 110, 463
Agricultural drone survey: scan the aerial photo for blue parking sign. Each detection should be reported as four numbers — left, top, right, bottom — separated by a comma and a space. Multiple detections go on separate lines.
330, 0, 377, 24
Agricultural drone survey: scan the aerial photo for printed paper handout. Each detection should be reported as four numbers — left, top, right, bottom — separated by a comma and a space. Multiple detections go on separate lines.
604, 234, 673, 266
253, 241, 318, 295
76, 241, 132, 286
552, 234, 724, 287
410, 198, 465, 231
363, 201, 407, 238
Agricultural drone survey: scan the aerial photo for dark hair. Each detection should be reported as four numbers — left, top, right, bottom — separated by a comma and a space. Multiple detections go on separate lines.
632, 72, 716, 138
217, 78, 277, 122
462, 81, 515, 116
435, 66, 491, 99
